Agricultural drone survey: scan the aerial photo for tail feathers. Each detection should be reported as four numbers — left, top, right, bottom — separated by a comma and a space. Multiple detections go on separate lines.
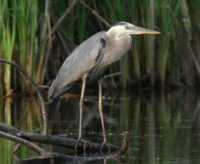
48, 88, 58, 101
48, 80, 57, 101
48, 81, 73, 101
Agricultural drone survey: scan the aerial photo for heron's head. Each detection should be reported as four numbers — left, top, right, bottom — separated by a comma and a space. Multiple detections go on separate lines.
107, 22, 160, 37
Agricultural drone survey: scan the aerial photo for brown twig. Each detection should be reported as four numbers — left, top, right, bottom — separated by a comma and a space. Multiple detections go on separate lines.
80, 0, 111, 27
48, 0, 80, 38
39, 0, 52, 84
0, 58, 48, 135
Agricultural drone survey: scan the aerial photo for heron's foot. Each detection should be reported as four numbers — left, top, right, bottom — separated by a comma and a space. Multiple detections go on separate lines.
100, 140, 107, 151
74, 138, 83, 152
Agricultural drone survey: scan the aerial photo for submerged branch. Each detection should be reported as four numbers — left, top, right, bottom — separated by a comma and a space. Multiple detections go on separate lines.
0, 58, 47, 135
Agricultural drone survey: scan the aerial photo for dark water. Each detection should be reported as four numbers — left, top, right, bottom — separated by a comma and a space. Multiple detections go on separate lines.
1, 89, 200, 163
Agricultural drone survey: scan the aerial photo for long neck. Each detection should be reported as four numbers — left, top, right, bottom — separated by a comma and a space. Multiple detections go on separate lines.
106, 27, 132, 44
108, 31, 132, 50
103, 31, 132, 65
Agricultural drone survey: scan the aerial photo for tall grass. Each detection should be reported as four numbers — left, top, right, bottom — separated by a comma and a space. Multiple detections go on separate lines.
14, 0, 40, 89
0, 0, 200, 94
0, 0, 16, 93
0, 0, 47, 93
156, 0, 178, 87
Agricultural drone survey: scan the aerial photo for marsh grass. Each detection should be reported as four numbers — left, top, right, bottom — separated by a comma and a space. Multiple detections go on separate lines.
0, 0, 200, 94
156, 0, 177, 87
0, 0, 16, 93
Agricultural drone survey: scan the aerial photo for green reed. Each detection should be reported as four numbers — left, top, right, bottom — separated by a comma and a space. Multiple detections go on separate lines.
0, 0, 44, 93
0, 0, 16, 93
14, 0, 40, 89
156, 0, 176, 87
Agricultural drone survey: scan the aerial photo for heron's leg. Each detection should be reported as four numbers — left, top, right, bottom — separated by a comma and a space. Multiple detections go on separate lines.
98, 79, 106, 145
75, 74, 87, 150
78, 74, 87, 139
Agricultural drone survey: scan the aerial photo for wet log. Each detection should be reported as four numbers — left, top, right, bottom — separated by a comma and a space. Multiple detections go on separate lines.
0, 123, 128, 154
17, 154, 104, 164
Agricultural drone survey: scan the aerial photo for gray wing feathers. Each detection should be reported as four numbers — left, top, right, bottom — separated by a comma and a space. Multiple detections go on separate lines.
48, 32, 108, 100
88, 49, 105, 80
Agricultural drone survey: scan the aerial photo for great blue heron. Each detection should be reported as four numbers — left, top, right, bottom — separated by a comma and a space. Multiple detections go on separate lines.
48, 22, 160, 146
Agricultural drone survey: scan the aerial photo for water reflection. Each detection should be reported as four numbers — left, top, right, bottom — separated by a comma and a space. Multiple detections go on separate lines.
1, 90, 200, 163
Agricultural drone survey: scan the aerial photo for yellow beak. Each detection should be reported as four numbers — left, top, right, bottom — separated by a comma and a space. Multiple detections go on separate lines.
128, 26, 161, 35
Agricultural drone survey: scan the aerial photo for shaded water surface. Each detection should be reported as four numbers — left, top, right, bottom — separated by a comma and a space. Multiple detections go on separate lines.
1, 90, 200, 163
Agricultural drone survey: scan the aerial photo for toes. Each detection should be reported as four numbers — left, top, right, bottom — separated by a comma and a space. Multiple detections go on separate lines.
74, 138, 82, 152
100, 140, 107, 150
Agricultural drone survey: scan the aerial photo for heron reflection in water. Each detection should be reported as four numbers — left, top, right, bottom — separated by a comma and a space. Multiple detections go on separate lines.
48, 22, 160, 147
